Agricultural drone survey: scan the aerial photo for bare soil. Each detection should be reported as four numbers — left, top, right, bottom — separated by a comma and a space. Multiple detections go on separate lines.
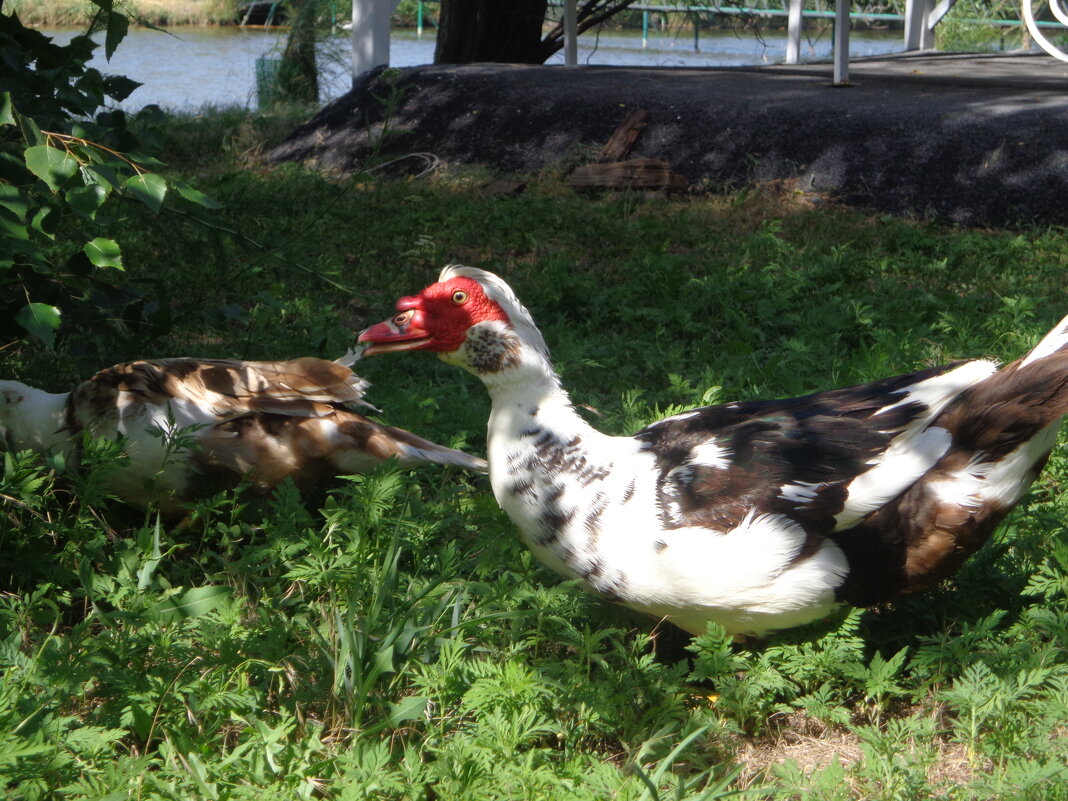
269, 52, 1068, 226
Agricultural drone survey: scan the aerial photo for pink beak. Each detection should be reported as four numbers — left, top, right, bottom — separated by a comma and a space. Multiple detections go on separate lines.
358, 301, 431, 356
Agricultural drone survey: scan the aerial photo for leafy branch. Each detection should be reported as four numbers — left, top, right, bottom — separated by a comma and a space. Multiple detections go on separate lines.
0, 2, 217, 351
39, 128, 151, 175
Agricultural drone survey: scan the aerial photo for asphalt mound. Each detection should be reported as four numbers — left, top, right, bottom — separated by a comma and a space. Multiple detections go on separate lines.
269, 52, 1068, 226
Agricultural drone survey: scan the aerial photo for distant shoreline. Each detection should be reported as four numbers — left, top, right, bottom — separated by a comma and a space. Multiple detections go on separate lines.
7, 1, 898, 35
8, 0, 237, 28
5, 0, 425, 29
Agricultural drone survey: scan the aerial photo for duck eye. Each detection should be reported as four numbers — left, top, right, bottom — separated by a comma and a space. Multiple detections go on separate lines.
452, 290, 468, 305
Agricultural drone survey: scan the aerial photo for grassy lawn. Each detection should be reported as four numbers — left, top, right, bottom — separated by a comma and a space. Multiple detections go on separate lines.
2, 106, 1067, 800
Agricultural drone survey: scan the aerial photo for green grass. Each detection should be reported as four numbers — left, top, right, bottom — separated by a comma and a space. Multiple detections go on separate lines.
2, 106, 1068, 800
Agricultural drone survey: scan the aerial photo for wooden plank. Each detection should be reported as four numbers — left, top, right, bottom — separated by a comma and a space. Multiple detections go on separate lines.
569, 158, 687, 191
596, 110, 650, 163
483, 178, 527, 197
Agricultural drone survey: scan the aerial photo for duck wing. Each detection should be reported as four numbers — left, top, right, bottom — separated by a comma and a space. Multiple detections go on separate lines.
69, 357, 374, 431
64, 357, 486, 510
635, 360, 991, 529
196, 407, 487, 492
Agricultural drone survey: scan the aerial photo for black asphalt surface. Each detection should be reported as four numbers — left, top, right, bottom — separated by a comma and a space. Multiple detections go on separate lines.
269, 51, 1068, 226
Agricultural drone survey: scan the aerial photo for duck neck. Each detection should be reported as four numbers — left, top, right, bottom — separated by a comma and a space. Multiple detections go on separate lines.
476, 346, 628, 587
481, 352, 592, 449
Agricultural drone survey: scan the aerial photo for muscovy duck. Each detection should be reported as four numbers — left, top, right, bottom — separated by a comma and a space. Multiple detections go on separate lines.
0, 357, 486, 512
358, 264, 1068, 636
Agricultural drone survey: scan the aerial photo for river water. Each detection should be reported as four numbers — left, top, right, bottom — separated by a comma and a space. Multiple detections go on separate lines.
43, 25, 902, 112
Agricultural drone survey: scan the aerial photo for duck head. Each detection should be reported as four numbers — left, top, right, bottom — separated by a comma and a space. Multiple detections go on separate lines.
359, 265, 553, 379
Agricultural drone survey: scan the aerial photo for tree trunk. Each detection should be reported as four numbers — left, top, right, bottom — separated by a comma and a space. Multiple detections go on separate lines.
434, 0, 551, 64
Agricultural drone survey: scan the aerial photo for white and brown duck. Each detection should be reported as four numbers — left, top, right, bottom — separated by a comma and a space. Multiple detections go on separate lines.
358, 264, 1068, 636
0, 356, 486, 512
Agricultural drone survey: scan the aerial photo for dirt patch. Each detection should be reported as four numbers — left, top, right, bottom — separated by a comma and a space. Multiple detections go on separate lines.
733, 711, 983, 796
270, 53, 1068, 226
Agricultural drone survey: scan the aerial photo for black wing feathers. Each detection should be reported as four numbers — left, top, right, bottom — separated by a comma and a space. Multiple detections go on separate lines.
635, 363, 965, 532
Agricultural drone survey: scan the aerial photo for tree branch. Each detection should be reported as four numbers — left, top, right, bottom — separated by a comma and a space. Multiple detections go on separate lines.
542, 0, 642, 49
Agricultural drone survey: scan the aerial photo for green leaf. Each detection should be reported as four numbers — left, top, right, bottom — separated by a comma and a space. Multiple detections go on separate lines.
0, 92, 13, 126
128, 700, 153, 740
128, 153, 166, 169
0, 215, 47, 268
172, 179, 223, 210
85, 237, 123, 269
84, 163, 123, 191
45, 451, 67, 474
0, 151, 35, 185
104, 11, 128, 60
67, 184, 109, 219
30, 205, 59, 238
17, 115, 44, 146
15, 303, 61, 347
159, 586, 230, 621
0, 206, 30, 242
372, 644, 396, 677
103, 74, 141, 102
125, 172, 167, 212
25, 144, 80, 192
0, 740, 53, 766
0, 185, 29, 219
387, 695, 428, 727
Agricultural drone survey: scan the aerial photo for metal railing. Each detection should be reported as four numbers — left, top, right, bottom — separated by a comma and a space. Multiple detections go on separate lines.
350, 0, 1065, 87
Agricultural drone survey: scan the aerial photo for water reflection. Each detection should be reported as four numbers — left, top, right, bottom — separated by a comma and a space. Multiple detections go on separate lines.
42, 25, 902, 112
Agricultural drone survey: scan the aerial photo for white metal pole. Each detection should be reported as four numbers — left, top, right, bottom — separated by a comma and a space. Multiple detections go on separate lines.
351, 0, 374, 82
904, 0, 935, 50
833, 0, 850, 85
372, 0, 391, 64
564, 0, 578, 66
920, 0, 936, 48
785, 0, 803, 64
351, 0, 396, 84
904, 0, 919, 49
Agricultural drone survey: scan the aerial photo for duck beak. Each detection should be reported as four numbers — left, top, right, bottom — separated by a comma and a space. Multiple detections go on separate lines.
358, 308, 431, 356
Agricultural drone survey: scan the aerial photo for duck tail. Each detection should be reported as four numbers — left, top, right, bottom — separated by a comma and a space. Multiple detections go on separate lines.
946, 312, 1068, 441
922, 313, 1068, 469
384, 425, 489, 473
999, 311, 1068, 412
1014, 312, 1068, 371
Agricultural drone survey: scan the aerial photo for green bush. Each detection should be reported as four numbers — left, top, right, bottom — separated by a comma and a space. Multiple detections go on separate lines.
0, 3, 217, 361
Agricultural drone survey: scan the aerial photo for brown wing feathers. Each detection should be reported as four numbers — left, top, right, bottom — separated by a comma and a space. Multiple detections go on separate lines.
133, 358, 373, 418
834, 345, 1068, 606
61, 356, 485, 509
939, 350, 1068, 457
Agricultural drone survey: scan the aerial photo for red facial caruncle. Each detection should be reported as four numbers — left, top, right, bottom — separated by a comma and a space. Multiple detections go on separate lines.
359, 276, 510, 355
